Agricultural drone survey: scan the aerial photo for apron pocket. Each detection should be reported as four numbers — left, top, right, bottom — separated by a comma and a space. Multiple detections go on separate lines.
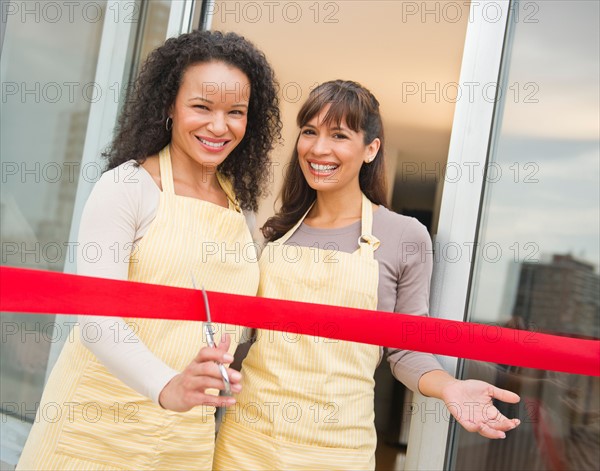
55, 360, 165, 470
216, 420, 374, 471
278, 438, 375, 471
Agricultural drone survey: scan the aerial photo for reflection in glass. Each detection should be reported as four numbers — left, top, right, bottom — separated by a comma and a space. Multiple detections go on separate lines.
0, 0, 170, 466
513, 255, 599, 339
0, 1, 108, 465
128, 0, 171, 87
449, 1, 599, 470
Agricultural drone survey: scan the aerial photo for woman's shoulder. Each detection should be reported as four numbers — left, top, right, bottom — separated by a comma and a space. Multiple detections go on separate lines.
84, 160, 160, 221
373, 206, 430, 243
94, 160, 158, 196
82, 160, 160, 231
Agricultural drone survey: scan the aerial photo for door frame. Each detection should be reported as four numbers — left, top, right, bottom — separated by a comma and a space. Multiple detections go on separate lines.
405, 1, 512, 469
45, 0, 200, 377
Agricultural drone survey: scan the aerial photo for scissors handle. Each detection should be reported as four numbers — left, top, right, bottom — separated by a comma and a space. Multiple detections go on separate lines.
204, 323, 216, 348
203, 324, 232, 395
218, 364, 232, 396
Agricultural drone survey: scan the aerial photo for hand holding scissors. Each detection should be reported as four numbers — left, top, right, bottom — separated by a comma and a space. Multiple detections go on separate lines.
156, 277, 242, 412
193, 276, 232, 396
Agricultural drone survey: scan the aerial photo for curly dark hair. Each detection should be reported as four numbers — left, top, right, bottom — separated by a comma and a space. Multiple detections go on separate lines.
103, 30, 281, 211
262, 80, 387, 241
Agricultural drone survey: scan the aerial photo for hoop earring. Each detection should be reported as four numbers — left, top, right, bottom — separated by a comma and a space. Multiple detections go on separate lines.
165, 117, 173, 132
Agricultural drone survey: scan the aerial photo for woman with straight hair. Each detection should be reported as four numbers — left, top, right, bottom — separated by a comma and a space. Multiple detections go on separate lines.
214, 80, 520, 470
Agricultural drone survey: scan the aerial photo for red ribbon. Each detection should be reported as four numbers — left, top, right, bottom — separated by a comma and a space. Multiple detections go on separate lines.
1, 266, 598, 376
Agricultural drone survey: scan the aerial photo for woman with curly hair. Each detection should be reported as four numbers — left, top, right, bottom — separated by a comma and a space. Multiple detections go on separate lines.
213, 80, 520, 470
17, 30, 281, 471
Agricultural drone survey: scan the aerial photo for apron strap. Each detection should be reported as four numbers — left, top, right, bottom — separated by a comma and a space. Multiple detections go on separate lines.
159, 146, 241, 212
277, 194, 380, 259
358, 193, 380, 259
276, 201, 316, 245
158, 146, 176, 194
216, 172, 242, 213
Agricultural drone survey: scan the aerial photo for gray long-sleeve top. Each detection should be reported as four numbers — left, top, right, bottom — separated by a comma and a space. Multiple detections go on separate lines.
285, 206, 444, 392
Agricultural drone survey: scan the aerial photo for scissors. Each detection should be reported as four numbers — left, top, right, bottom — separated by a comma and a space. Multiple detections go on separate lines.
191, 274, 231, 396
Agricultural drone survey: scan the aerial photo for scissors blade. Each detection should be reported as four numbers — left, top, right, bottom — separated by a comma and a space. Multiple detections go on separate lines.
201, 285, 212, 324
201, 286, 216, 348
191, 273, 212, 324
191, 273, 213, 341
190, 273, 231, 395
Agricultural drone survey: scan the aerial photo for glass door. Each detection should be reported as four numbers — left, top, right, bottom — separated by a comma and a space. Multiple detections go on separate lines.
206, 2, 473, 468
0, 0, 190, 467
447, 1, 599, 470
1, 2, 112, 465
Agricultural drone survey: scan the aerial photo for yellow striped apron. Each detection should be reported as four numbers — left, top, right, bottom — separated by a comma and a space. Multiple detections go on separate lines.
214, 194, 381, 470
17, 146, 260, 471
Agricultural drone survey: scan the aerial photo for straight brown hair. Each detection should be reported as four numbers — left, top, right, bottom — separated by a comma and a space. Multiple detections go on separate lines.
262, 80, 388, 241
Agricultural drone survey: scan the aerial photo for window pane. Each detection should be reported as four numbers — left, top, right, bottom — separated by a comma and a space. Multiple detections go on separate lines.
209, 2, 471, 469
0, 0, 170, 466
1, 0, 108, 411
449, 1, 599, 470
0, 1, 109, 464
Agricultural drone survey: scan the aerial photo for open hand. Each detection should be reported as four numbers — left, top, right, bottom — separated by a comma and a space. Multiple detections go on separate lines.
441, 379, 521, 439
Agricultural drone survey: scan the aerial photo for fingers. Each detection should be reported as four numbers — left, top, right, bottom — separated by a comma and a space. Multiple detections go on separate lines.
491, 385, 520, 404
195, 345, 234, 364
161, 368, 241, 412
226, 367, 243, 392
194, 334, 233, 363
159, 374, 237, 412
187, 362, 242, 384
185, 392, 236, 408
174, 385, 237, 409
457, 416, 519, 439
477, 413, 520, 439
184, 362, 242, 398
161, 340, 243, 412
217, 333, 232, 354
481, 407, 521, 433
183, 374, 236, 394
452, 400, 521, 439
478, 422, 508, 440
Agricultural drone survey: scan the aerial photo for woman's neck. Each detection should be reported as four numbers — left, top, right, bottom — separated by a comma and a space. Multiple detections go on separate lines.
168, 145, 227, 206
170, 148, 220, 190
305, 188, 364, 229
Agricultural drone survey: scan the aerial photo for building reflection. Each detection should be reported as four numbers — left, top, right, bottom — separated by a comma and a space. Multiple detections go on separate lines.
455, 253, 600, 471
514, 254, 600, 339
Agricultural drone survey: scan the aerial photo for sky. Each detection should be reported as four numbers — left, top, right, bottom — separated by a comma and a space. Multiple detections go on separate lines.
469, 0, 600, 324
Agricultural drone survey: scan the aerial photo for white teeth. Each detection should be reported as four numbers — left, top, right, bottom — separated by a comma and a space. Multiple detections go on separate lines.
310, 162, 338, 172
199, 138, 226, 148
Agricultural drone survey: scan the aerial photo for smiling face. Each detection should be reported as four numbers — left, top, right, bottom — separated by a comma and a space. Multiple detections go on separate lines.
297, 105, 380, 196
169, 61, 251, 169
